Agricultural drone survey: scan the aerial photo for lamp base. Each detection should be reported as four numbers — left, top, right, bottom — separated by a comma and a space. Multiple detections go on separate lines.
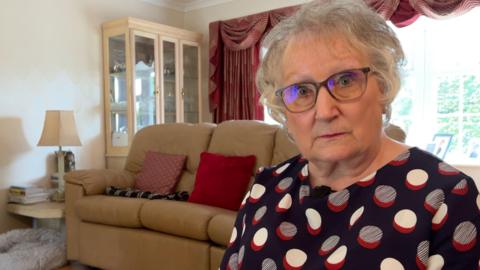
51, 190, 65, 202
53, 149, 66, 202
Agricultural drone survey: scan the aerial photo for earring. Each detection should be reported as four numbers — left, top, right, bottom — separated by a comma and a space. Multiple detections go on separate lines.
382, 105, 391, 126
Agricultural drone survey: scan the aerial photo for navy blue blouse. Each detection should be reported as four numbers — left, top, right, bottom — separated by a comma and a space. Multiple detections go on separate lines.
220, 147, 480, 270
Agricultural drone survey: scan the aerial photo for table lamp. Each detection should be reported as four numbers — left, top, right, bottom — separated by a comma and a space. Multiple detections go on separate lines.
37, 110, 82, 201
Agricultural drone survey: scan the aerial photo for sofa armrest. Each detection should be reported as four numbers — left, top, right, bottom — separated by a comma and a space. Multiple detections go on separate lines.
65, 169, 135, 196
65, 169, 134, 260
65, 182, 84, 260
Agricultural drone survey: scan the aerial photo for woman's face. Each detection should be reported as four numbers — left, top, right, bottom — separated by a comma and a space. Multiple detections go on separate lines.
281, 33, 384, 163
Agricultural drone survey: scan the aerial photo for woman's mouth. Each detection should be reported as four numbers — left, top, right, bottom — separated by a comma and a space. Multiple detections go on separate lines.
319, 132, 347, 138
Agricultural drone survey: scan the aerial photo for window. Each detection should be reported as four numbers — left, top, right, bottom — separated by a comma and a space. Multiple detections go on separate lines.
262, 8, 480, 165
390, 8, 480, 165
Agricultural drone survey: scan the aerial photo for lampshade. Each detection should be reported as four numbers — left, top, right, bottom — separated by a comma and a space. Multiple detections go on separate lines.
37, 110, 82, 147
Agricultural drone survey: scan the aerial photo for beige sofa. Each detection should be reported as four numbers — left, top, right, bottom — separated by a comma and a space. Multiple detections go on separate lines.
65, 120, 299, 270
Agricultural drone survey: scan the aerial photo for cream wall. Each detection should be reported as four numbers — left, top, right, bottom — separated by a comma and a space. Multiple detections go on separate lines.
0, 0, 183, 233
184, 0, 309, 123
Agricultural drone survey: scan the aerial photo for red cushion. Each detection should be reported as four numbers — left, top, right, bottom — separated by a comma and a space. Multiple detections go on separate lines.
134, 151, 186, 194
188, 152, 256, 210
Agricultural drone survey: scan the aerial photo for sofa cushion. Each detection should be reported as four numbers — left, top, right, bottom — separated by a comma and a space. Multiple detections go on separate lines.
207, 212, 237, 247
207, 120, 278, 171
125, 123, 215, 175
140, 200, 232, 241
75, 195, 147, 228
188, 152, 256, 211
134, 151, 186, 194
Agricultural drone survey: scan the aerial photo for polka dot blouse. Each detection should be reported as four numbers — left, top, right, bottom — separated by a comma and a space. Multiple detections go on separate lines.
220, 147, 480, 270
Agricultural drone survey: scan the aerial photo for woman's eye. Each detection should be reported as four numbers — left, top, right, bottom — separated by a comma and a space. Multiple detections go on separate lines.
296, 85, 313, 96
335, 72, 356, 87
336, 73, 355, 87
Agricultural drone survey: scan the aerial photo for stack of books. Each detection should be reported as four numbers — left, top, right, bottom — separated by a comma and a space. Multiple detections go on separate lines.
8, 186, 53, 204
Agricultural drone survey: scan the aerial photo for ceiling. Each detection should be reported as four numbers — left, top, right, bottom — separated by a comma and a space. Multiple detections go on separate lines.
143, 0, 234, 12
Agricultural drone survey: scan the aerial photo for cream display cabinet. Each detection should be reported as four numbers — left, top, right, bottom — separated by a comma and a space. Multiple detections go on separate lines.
102, 17, 202, 158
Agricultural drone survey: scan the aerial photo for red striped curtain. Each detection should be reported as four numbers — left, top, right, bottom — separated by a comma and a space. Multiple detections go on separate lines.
209, 6, 298, 123
209, 0, 480, 123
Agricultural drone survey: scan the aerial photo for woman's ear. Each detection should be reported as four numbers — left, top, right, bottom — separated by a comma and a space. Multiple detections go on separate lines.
286, 131, 296, 143
284, 119, 296, 143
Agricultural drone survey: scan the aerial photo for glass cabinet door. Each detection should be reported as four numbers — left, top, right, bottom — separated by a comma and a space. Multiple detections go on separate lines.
108, 34, 129, 147
102, 18, 203, 158
162, 40, 177, 123
133, 33, 157, 132
182, 43, 200, 123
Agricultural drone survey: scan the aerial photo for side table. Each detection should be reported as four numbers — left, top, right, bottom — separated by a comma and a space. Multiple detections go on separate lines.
6, 201, 65, 229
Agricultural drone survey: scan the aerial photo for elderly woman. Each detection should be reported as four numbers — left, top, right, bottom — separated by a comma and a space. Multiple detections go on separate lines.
220, 0, 480, 269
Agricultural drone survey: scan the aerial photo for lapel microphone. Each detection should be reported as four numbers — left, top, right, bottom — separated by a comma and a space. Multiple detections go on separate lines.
311, 185, 333, 198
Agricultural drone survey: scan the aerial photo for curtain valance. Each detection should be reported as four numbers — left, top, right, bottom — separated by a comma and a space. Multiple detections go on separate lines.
208, 0, 480, 119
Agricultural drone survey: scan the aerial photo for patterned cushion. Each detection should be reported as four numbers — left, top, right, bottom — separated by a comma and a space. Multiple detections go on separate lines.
105, 186, 189, 201
134, 151, 186, 194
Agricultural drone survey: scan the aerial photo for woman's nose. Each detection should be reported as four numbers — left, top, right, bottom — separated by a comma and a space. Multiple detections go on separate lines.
314, 87, 340, 120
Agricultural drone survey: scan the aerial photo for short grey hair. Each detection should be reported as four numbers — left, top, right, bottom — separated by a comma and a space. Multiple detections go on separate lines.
257, 0, 405, 126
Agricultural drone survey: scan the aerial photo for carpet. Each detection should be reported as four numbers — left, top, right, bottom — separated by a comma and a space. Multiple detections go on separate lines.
0, 228, 66, 270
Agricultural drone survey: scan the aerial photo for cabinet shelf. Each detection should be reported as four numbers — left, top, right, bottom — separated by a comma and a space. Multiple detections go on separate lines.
164, 75, 175, 81
110, 102, 127, 112
110, 72, 125, 76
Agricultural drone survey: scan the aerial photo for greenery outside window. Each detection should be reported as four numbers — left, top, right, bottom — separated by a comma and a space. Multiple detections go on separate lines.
390, 8, 480, 165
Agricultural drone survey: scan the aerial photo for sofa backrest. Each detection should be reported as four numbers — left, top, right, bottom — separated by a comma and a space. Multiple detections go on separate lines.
124, 121, 299, 194
272, 129, 300, 165
125, 123, 216, 192
206, 120, 299, 190
207, 120, 280, 171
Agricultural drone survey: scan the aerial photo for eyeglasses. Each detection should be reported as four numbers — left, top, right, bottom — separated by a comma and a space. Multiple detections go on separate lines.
275, 67, 371, 113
